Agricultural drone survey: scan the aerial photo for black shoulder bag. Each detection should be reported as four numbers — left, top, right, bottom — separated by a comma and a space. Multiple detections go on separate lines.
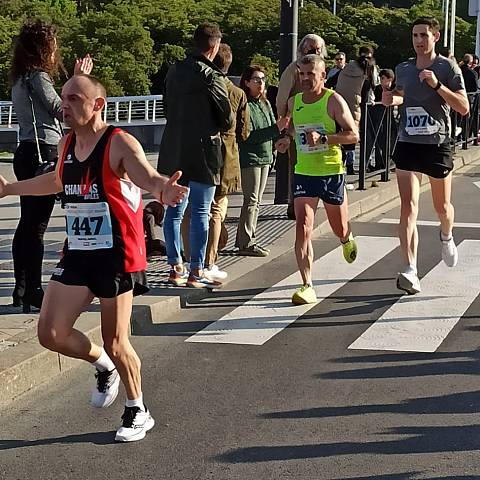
24, 73, 59, 176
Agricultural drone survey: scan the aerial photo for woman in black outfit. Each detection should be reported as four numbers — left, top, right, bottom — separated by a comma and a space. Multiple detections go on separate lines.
9, 20, 92, 311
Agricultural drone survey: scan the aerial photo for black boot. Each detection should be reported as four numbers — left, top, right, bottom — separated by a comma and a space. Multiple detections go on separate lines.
22, 287, 44, 313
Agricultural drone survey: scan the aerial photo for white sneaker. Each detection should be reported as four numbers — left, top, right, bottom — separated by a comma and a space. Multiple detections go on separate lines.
441, 235, 458, 267
396, 272, 421, 295
91, 368, 120, 408
115, 405, 155, 442
204, 264, 228, 280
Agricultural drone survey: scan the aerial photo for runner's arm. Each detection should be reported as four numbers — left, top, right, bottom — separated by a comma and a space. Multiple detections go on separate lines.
382, 87, 404, 107
112, 132, 188, 206
419, 69, 469, 116
327, 93, 359, 145
435, 86, 469, 116
0, 137, 66, 198
0, 171, 60, 198
274, 96, 295, 153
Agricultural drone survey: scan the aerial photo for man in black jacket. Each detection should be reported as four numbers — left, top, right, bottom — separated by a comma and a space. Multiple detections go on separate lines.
158, 23, 233, 289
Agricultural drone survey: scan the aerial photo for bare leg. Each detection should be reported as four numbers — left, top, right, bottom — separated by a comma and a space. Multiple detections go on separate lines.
396, 169, 422, 270
323, 195, 350, 241
429, 173, 454, 237
37, 280, 100, 361
294, 197, 319, 285
100, 290, 141, 400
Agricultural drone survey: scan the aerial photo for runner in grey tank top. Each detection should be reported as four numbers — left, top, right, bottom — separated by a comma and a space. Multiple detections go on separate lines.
381, 16, 469, 296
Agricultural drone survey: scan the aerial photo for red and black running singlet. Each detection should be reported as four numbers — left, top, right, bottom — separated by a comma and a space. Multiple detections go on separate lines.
58, 126, 147, 273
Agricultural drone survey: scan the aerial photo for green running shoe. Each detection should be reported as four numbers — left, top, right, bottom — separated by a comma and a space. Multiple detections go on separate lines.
292, 284, 317, 305
342, 232, 358, 263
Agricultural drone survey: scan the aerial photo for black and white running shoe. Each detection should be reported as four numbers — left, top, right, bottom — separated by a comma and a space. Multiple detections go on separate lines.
115, 405, 155, 442
91, 368, 120, 408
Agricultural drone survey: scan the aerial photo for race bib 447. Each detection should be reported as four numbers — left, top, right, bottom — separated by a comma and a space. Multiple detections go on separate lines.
65, 202, 113, 250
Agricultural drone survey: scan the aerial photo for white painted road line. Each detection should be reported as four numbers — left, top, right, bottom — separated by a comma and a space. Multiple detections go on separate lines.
378, 218, 480, 229
186, 236, 399, 345
474, 181, 480, 190
349, 240, 480, 353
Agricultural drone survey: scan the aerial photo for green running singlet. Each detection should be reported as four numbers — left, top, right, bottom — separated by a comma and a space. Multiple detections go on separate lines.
293, 89, 343, 176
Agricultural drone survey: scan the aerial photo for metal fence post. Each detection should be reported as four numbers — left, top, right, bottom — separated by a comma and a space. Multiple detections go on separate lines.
358, 103, 367, 190
381, 106, 392, 182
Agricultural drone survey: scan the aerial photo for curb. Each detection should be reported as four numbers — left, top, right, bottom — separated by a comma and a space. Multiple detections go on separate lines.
1, 146, 479, 407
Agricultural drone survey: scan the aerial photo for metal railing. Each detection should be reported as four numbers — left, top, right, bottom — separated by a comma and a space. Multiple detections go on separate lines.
0, 94, 165, 129
358, 92, 480, 190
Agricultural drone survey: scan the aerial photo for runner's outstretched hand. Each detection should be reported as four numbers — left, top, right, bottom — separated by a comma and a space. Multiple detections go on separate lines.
0, 175, 8, 199
160, 171, 188, 207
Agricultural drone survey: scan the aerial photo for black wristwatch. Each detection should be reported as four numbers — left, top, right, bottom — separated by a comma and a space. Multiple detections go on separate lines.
433, 80, 442, 91
320, 133, 328, 144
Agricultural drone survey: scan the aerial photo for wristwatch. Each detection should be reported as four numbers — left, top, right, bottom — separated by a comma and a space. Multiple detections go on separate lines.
320, 133, 328, 144
433, 80, 442, 91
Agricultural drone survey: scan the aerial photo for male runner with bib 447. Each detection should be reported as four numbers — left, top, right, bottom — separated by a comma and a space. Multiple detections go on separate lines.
0, 74, 188, 442
382, 17, 469, 294
276, 54, 359, 305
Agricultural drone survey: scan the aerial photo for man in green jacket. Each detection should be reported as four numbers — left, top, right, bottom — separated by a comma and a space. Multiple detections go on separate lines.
157, 23, 233, 289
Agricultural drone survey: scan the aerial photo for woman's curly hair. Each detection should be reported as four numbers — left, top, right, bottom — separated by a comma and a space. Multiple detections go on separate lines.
8, 19, 60, 85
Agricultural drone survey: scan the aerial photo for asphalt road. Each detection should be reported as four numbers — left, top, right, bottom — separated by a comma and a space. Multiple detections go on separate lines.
1, 164, 480, 480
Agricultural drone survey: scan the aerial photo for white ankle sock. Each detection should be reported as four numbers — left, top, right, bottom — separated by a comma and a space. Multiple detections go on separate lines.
92, 348, 115, 372
404, 265, 417, 275
441, 231, 452, 242
126, 394, 144, 410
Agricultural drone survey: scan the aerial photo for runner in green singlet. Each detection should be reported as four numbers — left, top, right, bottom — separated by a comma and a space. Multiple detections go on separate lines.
276, 54, 359, 305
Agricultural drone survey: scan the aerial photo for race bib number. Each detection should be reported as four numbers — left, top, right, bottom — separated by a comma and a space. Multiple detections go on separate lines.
297, 124, 328, 153
65, 202, 113, 250
405, 106, 440, 136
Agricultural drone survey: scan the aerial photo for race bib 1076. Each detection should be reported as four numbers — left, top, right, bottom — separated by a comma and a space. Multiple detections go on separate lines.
65, 202, 113, 250
405, 106, 440, 136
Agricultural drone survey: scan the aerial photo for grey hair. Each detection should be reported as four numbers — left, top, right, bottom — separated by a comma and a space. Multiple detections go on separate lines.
299, 54, 326, 69
297, 34, 327, 59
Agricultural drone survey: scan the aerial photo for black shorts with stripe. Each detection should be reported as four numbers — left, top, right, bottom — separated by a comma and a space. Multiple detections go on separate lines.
51, 251, 149, 298
393, 141, 453, 179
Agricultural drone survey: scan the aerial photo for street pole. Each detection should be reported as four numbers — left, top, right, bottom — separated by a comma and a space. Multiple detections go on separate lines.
450, 0, 456, 56
333, 0, 337, 15
444, 0, 450, 48
276, 0, 299, 205
279, 0, 299, 74
477, 11, 480, 57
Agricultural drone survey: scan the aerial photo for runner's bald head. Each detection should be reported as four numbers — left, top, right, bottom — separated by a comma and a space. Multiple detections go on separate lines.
61, 74, 107, 127
64, 74, 107, 99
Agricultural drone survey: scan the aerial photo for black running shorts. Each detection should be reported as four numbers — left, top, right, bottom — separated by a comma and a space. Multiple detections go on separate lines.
392, 141, 453, 179
51, 252, 149, 298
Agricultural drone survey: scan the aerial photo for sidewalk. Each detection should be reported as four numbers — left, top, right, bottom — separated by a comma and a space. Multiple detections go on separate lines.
0, 148, 479, 406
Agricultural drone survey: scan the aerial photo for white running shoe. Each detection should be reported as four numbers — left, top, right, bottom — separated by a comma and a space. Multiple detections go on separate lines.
91, 368, 120, 408
396, 272, 421, 295
115, 406, 155, 442
441, 235, 458, 267
204, 264, 228, 281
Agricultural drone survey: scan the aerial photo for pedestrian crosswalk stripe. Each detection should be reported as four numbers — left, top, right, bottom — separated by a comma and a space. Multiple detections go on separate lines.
379, 218, 480, 229
349, 239, 480, 353
186, 236, 399, 345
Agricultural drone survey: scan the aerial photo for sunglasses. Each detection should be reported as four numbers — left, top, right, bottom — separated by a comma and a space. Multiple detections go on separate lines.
335, 57, 344, 61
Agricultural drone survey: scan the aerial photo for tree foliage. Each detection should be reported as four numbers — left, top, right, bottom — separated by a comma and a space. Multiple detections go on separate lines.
0, 0, 476, 99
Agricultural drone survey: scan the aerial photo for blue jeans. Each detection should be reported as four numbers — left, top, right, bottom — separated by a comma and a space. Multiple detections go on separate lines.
163, 181, 215, 270
345, 150, 355, 166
